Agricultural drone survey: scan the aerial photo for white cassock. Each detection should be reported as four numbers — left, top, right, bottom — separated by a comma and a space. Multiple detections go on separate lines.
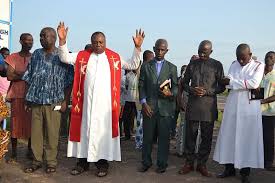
213, 59, 265, 169
58, 44, 141, 162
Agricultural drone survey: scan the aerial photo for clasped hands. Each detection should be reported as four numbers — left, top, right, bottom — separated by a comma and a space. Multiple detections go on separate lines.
191, 86, 207, 97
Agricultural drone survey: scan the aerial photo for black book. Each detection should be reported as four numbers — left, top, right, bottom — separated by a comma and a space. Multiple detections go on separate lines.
250, 88, 264, 100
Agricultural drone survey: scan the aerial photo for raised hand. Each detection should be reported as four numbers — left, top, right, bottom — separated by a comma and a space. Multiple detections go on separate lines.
132, 29, 145, 50
57, 22, 68, 46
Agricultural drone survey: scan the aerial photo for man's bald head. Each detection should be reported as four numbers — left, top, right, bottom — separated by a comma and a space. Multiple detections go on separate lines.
199, 40, 212, 50
155, 39, 168, 48
40, 27, 57, 50
236, 44, 250, 56
153, 39, 169, 61
91, 31, 106, 41
198, 40, 213, 61
236, 43, 252, 66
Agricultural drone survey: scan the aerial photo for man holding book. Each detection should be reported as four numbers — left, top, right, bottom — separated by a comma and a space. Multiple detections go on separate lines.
138, 39, 178, 173
214, 44, 265, 183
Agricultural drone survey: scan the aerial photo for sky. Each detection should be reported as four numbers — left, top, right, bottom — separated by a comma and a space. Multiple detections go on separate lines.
10, 0, 275, 72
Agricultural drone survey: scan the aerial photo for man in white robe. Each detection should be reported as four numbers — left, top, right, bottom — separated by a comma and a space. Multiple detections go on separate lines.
57, 22, 145, 177
213, 44, 264, 183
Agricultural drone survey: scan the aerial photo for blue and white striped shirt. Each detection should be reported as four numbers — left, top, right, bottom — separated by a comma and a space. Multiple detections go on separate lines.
23, 48, 74, 104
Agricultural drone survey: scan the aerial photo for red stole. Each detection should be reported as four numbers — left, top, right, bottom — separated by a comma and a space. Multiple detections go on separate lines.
69, 48, 121, 142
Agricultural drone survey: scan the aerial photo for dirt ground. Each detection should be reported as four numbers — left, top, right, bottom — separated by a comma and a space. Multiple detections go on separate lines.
0, 126, 274, 183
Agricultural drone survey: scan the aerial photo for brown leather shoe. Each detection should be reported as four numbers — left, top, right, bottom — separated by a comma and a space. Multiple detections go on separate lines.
178, 164, 194, 175
196, 165, 212, 177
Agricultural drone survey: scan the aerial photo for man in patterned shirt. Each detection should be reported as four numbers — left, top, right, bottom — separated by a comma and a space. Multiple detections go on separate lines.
23, 27, 73, 174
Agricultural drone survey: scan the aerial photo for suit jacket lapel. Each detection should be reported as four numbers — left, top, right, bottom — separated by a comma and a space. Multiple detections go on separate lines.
149, 60, 158, 80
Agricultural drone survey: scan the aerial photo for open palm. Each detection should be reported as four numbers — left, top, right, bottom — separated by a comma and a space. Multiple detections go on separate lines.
133, 29, 145, 49
57, 22, 68, 41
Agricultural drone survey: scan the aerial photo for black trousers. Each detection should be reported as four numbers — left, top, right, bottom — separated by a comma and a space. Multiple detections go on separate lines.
262, 116, 275, 166
121, 101, 137, 138
225, 164, 250, 176
119, 107, 124, 136
185, 120, 214, 166
77, 158, 109, 170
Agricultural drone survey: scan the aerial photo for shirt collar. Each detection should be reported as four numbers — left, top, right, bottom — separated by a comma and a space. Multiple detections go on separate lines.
40, 47, 58, 55
155, 59, 164, 64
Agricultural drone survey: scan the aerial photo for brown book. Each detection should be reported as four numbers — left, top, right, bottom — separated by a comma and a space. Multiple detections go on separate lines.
160, 79, 171, 90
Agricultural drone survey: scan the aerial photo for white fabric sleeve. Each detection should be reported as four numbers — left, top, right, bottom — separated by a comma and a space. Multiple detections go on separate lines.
225, 63, 234, 89
230, 64, 264, 90
58, 43, 78, 65
121, 47, 142, 70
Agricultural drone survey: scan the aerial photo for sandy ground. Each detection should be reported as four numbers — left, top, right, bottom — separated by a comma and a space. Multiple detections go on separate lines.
0, 126, 274, 183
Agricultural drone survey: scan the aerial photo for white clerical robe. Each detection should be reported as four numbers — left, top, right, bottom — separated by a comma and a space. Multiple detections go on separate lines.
213, 59, 265, 169
58, 44, 141, 162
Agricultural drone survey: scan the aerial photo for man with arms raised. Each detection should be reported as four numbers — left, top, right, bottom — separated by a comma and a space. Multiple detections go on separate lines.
57, 22, 144, 177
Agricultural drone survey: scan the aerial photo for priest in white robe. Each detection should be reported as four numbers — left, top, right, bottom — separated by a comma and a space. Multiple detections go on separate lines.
57, 22, 145, 177
213, 44, 264, 183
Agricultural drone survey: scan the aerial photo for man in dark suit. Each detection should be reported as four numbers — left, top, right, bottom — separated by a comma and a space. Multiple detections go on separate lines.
178, 40, 225, 177
138, 39, 178, 173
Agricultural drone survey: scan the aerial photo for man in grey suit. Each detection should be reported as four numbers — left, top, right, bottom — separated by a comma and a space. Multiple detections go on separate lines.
138, 39, 178, 173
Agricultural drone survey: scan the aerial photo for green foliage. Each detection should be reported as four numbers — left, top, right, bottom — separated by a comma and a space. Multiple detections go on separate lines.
219, 89, 229, 96
216, 110, 223, 127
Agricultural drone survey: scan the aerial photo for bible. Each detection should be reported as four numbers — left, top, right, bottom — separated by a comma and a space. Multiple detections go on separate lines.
160, 79, 171, 92
249, 88, 264, 100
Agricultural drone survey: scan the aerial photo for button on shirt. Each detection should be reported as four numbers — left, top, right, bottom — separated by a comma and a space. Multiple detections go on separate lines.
22, 48, 74, 104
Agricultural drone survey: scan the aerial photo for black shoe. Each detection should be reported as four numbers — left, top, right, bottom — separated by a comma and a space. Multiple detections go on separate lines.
71, 165, 89, 175
155, 167, 166, 174
138, 165, 150, 172
217, 169, 236, 178
265, 166, 275, 171
241, 176, 250, 183
265, 163, 275, 171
